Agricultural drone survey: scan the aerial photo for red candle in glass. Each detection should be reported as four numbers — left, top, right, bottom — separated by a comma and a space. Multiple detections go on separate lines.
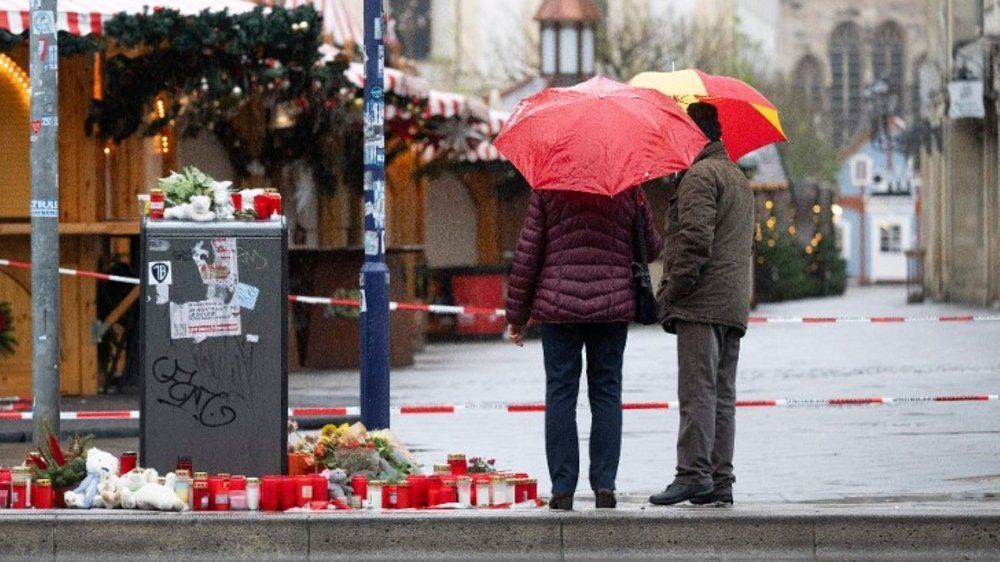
229, 475, 247, 492
525, 478, 538, 501
311, 474, 328, 502
294, 476, 313, 507
279, 477, 296, 510
32, 479, 52, 509
176, 457, 193, 474
253, 194, 271, 221
231, 192, 243, 213
192, 481, 209, 511
426, 475, 442, 506
406, 475, 428, 508
10, 480, 26, 509
427, 488, 440, 507
260, 476, 280, 511
396, 483, 412, 509
440, 478, 458, 504
267, 193, 282, 217
447, 453, 468, 475
0, 469, 11, 509
209, 477, 229, 511
351, 475, 368, 505
384, 484, 398, 509
119, 452, 137, 476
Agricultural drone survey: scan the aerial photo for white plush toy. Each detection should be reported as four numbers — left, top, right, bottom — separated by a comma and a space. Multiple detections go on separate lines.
118, 468, 186, 512
65, 448, 119, 509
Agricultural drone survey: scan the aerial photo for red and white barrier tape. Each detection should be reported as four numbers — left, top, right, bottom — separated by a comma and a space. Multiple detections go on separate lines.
0, 394, 996, 421
4, 259, 1000, 323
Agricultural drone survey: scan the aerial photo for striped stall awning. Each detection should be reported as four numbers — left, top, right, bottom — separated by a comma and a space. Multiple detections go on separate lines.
285, 0, 359, 47
423, 109, 509, 163
0, 0, 256, 36
344, 61, 428, 99
427, 90, 490, 122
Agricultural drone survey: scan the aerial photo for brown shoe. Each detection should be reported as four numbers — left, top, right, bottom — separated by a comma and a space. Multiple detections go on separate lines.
549, 493, 574, 511
595, 489, 616, 509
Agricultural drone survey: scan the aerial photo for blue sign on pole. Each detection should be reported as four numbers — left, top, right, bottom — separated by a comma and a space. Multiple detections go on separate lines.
359, 0, 391, 429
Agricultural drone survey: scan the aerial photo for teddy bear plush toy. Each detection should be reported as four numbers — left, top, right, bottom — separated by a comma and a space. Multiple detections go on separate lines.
324, 468, 351, 500
65, 448, 119, 509
117, 468, 187, 511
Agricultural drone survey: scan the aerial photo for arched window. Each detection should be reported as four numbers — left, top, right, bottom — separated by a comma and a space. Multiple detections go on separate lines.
872, 21, 907, 114
794, 55, 825, 111
829, 22, 863, 145
911, 54, 927, 119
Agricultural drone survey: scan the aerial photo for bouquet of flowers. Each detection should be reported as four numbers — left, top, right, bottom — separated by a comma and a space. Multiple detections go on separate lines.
288, 421, 419, 480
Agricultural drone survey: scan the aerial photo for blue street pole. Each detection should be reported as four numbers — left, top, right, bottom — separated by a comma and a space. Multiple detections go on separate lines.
359, 0, 391, 429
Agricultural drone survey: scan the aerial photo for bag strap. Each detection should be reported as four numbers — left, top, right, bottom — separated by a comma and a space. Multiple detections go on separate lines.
632, 188, 649, 266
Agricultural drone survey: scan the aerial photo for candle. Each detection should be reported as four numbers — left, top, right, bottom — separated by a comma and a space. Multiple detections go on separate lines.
229, 476, 247, 510
32, 479, 52, 509
295, 476, 313, 507
473, 477, 490, 508
192, 480, 209, 511
396, 482, 412, 509
368, 481, 385, 512
231, 192, 243, 213
253, 194, 271, 221
260, 476, 280, 511
208, 476, 229, 511
119, 452, 137, 476
11, 468, 30, 509
406, 475, 428, 508
267, 192, 283, 219
176, 456, 193, 474
311, 474, 328, 503
351, 475, 368, 508
174, 469, 191, 507
447, 453, 468, 475
246, 478, 260, 511
432, 464, 451, 476
149, 189, 165, 220
440, 477, 457, 504
426, 475, 443, 507
525, 478, 538, 501
457, 476, 472, 506
0, 468, 10, 509
384, 484, 398, 509
280, 476, 296, 511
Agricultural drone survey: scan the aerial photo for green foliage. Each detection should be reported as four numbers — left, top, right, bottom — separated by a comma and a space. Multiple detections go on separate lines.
157, 166, 217, 206
32, 432, 94, 489
756, 228, 818, 302
809, 234, 848, 297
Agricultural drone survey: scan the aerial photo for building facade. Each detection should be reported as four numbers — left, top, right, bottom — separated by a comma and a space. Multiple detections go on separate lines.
916, 0, 1000, 308
777, 0, 933, 146
835, 122, 918, 283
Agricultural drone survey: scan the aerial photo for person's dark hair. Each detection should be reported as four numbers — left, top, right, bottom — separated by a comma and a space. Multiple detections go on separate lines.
687, 102, 722, 142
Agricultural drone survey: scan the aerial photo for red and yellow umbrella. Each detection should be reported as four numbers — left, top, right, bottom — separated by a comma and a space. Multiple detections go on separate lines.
630, 69, 786, 160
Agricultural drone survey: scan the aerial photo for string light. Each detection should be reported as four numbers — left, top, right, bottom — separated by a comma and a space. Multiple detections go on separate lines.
812, 204, 822, 214
766, 217, 777, 230
156, 97, 166, 120
788, 226, 797, 235
159, 134, 170, 154
0, 54, 30, 106
764, 200, 774, 210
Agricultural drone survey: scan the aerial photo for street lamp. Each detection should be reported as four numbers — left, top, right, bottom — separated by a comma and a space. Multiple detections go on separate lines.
535, 0, 602, 87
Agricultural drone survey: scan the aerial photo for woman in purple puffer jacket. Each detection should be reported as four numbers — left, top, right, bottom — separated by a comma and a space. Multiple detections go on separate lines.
505, 186, 662, 510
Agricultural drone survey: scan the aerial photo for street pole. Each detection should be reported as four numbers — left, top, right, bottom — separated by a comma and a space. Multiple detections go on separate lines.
29, 0, 61, 444
359, 0, 391, 430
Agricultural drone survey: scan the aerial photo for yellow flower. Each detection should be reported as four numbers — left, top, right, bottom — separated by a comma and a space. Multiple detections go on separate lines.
320, 424, 339, 438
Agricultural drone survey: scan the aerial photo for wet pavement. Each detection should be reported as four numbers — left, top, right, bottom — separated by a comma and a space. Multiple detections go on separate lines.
2, 287, 999, 504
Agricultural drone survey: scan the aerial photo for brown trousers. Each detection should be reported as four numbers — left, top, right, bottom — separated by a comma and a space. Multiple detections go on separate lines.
674, 320, 741, 487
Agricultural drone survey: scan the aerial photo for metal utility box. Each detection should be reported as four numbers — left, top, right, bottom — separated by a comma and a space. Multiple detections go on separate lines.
139, 220, 288, 476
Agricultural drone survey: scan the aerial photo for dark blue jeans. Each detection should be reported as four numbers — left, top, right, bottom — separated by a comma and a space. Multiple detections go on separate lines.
541, 322, 628, 495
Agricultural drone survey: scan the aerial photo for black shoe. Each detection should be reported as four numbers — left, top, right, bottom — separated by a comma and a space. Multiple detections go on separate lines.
549, 493, 574, 511
649, 481, 714, 506
690, 483, 734, 506
595, 489, 616, 509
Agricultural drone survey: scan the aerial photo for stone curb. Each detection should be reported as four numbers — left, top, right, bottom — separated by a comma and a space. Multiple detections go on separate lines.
0, 505, 998, 560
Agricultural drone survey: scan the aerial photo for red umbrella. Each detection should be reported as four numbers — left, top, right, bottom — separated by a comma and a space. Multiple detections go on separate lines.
493, 76, 708, 196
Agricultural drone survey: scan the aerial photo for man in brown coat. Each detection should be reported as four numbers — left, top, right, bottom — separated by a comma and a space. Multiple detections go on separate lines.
649, 103, 754, 507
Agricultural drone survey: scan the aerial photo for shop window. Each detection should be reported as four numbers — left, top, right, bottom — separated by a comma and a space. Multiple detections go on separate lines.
880, 223, 902, 253
852, 156, 871, 187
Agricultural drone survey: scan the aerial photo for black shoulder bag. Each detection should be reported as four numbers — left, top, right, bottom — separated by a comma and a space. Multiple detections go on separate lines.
631, 190, 659, 325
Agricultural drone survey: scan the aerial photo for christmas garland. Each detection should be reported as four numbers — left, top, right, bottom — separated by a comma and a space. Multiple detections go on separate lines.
0, 301, 16, 357
1, 4, 502, 194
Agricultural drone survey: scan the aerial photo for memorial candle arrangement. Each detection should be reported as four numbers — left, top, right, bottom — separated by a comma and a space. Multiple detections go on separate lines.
143, 167, 283, 223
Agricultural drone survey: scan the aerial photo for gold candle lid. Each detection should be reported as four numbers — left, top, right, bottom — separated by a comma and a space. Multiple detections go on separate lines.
193, 471, 209, 479
447, 453, 466, 461
369, 480, 387, 486
175, 469, 190, 478
432, 464, 451, 473
246, 477, 260, 484
456, 476, 472, 484
36, 479, 51, 486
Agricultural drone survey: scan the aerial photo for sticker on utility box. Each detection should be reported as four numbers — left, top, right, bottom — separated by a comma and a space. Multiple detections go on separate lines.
169, 300, 241, 340
30, 199, 58, 218
148, 261, 172, 285
236, 283, 260, 311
